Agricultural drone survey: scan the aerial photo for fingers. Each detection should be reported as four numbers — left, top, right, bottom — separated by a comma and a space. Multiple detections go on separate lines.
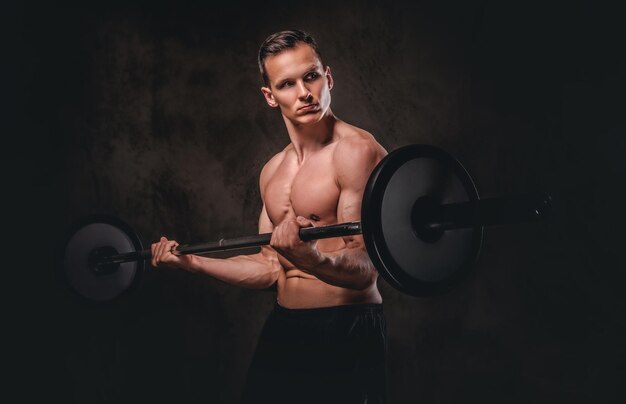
156, 237, 170, 259
150, 236, 179, 268
270, 217, 313, 250
296, 216, 313, 228
270, 220, 294, 249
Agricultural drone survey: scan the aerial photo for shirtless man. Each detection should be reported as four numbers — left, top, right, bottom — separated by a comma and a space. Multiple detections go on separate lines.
151, 30, 388, 404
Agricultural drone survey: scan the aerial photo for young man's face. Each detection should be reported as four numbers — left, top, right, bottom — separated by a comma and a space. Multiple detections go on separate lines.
261, 43, 333, 126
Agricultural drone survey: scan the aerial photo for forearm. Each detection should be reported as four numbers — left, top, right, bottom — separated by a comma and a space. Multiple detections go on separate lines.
185, 252, 281, 289
303, 247, 377, 290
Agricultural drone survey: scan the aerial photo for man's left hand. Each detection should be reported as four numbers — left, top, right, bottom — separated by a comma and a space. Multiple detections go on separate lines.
270, 216, 324, 271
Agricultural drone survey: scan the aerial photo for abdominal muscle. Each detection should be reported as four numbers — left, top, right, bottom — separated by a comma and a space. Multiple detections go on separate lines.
277, 275, 382, 309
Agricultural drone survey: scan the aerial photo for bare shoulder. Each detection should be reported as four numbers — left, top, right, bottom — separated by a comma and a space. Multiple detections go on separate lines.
332, 125, 388, 175
259, 144, 290, 191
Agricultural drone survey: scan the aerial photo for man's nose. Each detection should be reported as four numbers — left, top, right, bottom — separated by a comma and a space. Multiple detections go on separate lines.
297, 82, 312, 100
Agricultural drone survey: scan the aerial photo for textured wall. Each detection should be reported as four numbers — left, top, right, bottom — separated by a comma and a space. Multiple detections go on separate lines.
7, 1, 626, 403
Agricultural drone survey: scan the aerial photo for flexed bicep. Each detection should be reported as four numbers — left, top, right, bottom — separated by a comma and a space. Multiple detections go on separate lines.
334, 137, 387, 248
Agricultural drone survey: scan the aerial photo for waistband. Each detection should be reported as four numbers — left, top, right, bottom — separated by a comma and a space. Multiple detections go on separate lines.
273, 301, 384, 316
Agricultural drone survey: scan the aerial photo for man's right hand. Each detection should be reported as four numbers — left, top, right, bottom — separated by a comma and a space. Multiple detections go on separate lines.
151, 236, 194, 270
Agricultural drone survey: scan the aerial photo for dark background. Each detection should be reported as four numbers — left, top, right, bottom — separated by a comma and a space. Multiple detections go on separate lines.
5, 0, 625, 403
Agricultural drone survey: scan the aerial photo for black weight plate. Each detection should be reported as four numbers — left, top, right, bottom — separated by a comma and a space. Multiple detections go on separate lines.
362, 144, 483, 296
62, 215, 144, 302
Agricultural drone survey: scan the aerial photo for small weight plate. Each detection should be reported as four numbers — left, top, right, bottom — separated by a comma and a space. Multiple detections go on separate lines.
62, 215, 144, 302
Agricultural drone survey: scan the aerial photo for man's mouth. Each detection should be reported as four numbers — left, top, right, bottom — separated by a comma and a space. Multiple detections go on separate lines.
297, 104, 320, 113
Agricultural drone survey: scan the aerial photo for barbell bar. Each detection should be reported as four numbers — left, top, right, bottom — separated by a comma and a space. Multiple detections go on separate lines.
62, 144, 552, 301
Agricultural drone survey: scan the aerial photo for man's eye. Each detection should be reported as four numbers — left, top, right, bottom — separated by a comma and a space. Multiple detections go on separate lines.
280, 81, 294, 89
305, 72, 319, 81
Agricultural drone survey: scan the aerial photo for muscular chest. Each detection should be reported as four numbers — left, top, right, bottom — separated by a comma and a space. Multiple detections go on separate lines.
264, 152, 340, 226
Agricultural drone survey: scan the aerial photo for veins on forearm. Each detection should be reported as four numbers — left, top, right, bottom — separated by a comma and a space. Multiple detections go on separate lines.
303, 246, 376, 290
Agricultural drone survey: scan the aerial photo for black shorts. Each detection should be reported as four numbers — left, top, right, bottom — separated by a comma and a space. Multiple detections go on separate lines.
241, 302, 387, 404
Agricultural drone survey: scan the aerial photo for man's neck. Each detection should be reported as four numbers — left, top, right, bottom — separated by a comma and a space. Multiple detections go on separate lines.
284, 111, 338, 164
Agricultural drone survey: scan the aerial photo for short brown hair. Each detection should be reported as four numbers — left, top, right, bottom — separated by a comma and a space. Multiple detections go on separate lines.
258, 30, 323, 86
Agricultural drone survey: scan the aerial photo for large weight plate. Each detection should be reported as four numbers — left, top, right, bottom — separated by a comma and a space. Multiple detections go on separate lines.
62, 215, 144, 302
362, 144, 483, 296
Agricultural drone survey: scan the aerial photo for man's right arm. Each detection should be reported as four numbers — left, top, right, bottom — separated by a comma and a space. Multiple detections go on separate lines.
184, 205, 281, 289
152, 205, 282, 289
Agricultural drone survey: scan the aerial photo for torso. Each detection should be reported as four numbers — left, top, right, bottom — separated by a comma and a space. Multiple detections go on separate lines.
262, 126, 383, 308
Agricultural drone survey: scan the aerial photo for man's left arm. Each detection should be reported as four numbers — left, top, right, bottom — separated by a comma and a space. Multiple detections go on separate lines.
271, 137, 387, 290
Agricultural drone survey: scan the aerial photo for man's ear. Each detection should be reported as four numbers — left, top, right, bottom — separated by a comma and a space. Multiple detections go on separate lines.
325, 66, 334, 90
261, 86, 278, 108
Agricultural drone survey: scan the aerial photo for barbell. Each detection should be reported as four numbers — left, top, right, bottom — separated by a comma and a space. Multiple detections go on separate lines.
61, 144, 552, 301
